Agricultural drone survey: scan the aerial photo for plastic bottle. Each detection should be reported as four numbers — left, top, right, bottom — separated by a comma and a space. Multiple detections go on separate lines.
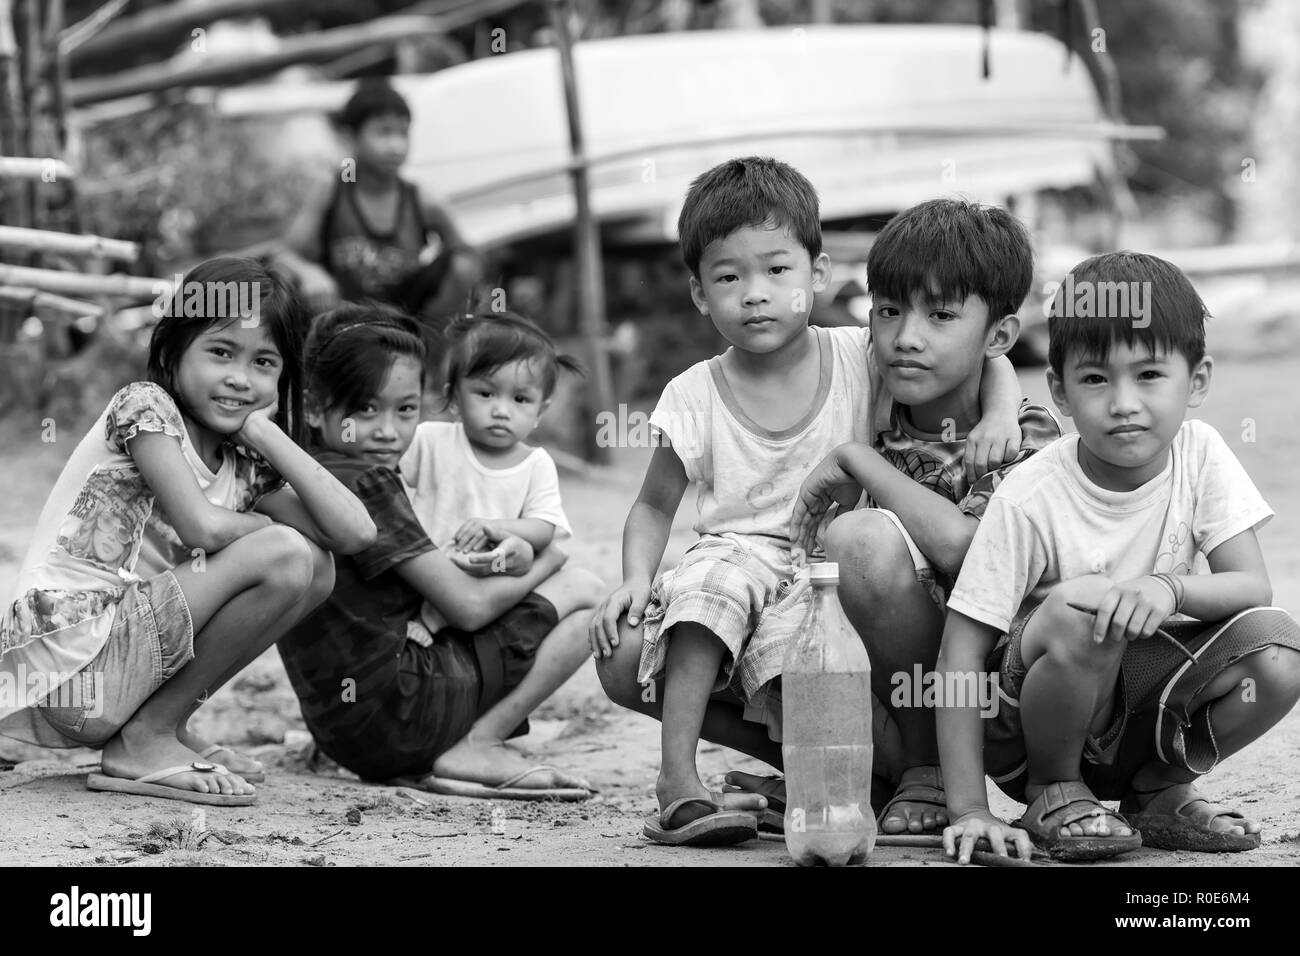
782, 562, 876, 866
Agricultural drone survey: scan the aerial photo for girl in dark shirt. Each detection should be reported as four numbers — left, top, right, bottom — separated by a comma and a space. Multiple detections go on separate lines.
278, 304, 601, 797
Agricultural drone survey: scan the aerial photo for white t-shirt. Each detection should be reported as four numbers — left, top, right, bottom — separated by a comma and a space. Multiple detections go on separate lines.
1, 382, 281, 744
947, 419, 1273, 633
650, 325, 879, 543
399, 421, 572, 633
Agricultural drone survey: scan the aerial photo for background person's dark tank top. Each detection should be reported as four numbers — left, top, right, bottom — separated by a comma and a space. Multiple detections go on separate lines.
320, 179, 433, 301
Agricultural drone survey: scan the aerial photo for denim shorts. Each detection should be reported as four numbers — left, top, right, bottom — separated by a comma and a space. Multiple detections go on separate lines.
38, 571, 195, 747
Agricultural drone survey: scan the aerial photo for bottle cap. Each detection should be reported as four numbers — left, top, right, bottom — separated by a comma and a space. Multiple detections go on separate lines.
808, 562, 839, 585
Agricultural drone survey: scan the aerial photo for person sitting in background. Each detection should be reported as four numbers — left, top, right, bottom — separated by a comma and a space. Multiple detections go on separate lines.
275, 78, 483, 322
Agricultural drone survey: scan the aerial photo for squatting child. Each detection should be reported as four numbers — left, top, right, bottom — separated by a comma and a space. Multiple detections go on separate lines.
938, 252, 1300, 862
0, 257, 374, 805
590, 157, 1025, 846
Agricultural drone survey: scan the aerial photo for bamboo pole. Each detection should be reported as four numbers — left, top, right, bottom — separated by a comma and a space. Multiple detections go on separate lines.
548, 0, 613, 465
0, 225, 138, 261
66, 15, 451, 106
68, 0, 308, 63
0, 156, 75, 180
0, 264, 162, 301
58, 0, 129, 57
0, 285, 103, 319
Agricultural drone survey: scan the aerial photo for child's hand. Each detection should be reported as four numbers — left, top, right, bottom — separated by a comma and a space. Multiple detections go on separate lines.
235, 399, 280, 452
943, 810, 1033, 865
453, 517, 500, 554
449, 535, 534, 577
964, 413, 1022, 484
589, 580, 651, 659
789, 446, 865, 556
1091, 576, 1178, 645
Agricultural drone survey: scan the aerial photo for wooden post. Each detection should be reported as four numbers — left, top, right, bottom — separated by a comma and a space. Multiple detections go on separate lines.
548, 0, 613, 464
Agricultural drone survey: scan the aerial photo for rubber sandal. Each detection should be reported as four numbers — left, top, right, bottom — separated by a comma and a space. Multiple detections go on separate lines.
1119, 782, 1260, 852
199, 743, 265, 783
86, 761, 256, 806
1015, 780, 1141, 861
395, 765, 594, 802
877, 765, 948, 834
643, 794, 758, 847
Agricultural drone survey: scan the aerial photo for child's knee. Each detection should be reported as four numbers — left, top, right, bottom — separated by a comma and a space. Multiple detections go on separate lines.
1029, 576, 1122, 666
1241, 638, 1300, 703
595, 632, 644, 707
824, 509, 913, 590
253, 526, 316, 596
1047, 574, 1114, 612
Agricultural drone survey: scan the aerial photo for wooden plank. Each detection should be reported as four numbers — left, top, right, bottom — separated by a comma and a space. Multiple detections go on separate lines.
0, 264, 161, 300
0, 225, 137, 261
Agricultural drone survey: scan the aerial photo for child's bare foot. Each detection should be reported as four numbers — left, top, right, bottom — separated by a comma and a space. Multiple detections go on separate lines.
432, 734, 591, 791
176, 727, 265, 779
100, 723, 254, 796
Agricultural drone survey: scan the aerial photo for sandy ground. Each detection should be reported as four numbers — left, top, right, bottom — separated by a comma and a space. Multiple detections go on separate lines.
2, 360, 1299, 868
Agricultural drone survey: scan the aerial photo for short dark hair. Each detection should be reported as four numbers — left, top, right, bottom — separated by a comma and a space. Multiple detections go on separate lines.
1047, 251, 1208, 377
677, 156, 821, 276
338, 78, 410, 133
442, 311, 581, 406
304, 301, 427, 417
148, 256, 308, 442
866, 198, 1033, 326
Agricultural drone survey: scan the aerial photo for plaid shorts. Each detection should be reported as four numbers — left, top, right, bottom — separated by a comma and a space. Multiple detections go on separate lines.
637, 534, 797, 695
984, 603, 1300, 802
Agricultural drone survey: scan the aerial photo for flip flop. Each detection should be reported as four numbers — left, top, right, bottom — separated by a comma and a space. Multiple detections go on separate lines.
397, 766, 594, 802
1015, 780, 1141, 861
1119, 783, 1261, 852
86, 761, 256, 806
643, 794, 758, 847
199, 744, 265, 783
877, 765, 948, 834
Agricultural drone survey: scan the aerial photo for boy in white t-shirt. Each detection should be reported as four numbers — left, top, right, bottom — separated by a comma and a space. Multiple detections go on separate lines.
400, 312, 580, 636
588, 156, 1027, 847
938, 252, 1300, 863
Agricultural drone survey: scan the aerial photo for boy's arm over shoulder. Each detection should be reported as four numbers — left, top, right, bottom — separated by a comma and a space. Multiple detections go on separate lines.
958, 401, 1062, 519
